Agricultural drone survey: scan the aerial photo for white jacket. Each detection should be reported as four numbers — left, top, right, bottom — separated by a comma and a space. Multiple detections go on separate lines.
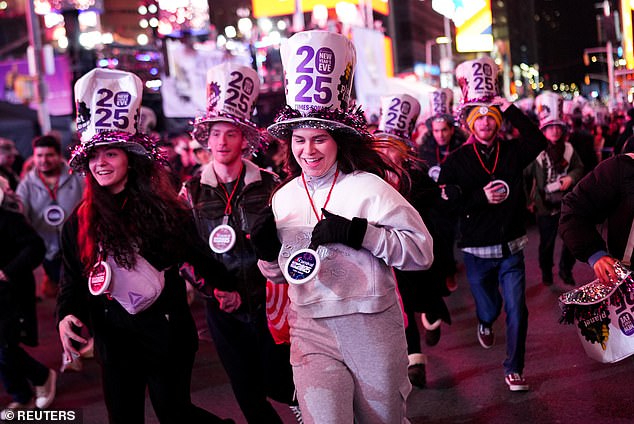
261, 167, 433, 318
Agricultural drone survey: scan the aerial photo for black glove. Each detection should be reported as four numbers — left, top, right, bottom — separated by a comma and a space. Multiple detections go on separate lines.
249, 206, 282, 261
309, 209, 368, 250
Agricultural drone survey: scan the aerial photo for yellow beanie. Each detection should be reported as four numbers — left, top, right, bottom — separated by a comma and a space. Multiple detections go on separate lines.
466, 105, 502, 132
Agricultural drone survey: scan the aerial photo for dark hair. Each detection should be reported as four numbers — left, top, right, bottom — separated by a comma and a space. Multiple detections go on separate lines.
32, 135, 61, 154
77, 149, 192, 272
280, 128, 392, 187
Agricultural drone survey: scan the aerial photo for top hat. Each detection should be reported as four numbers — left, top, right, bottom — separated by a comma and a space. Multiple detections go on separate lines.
429, 88, 454, 117
374, 94, 421, 142
535, 91, 566, 129
191, 62, 262, 154
267, 30, 369, 142
69, 68, 160, 173
456, 56, 500, 107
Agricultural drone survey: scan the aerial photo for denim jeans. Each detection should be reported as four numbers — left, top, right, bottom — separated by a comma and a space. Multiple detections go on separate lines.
536, 213, 576, 279
463, 251, 529, 375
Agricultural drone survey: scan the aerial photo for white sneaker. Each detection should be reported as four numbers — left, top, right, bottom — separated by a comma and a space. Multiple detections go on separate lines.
34, 369, 57, 409
0, 399, 35, 420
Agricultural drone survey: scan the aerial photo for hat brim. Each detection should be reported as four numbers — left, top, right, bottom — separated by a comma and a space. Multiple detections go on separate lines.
69, 132, 157, 173
539, 120, 567, 130
191, 115, 262, 155
267, 117, 362, 141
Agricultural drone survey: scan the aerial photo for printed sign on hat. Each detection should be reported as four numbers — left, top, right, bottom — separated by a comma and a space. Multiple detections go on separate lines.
376, 94, 421, 140
535, 91, 566, 129
281, 30, 356, 114
429, 88, 453, 116
455, 57, 499, 105
74, 68, 143, 143
205, 62, 259, 121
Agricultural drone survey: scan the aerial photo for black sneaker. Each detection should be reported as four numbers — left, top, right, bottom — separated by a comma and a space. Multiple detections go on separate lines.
477, 323, 495, 349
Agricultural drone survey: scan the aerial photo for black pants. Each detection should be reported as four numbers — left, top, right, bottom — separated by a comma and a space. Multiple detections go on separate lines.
537, 213, 576, 279
206, 302, 295, 424
98, 308, 227, 424
0, 342, 48, 404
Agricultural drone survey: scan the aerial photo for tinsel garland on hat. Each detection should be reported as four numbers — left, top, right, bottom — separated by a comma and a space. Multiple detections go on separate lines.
271, 104, 373, 142
70, 130, 165, 173
559, 262, 634, 349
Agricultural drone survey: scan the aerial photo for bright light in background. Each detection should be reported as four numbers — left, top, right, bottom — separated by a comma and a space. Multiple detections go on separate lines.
44, 13, 64, 28
79, 31, 102, 49
149, 17, 159, 27
101, 32, 113, 44
0, 1, 7, 10
138, 5, 147, 15
258, 18, 273, 33
148, 4, 158, 14
137, 33, 149, 45
217, 34, 227, 47
57, 36, 68, 49
225, 25, 237, 38
139, 19, 149, 28
238, 18, 253, 34
277, 20, 287, 30
78, 10, 98, 28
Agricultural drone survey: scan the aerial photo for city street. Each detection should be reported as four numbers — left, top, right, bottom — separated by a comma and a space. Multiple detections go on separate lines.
3, 223, 634, 424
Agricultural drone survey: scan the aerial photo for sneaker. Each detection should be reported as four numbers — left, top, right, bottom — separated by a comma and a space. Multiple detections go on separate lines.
407, 354, 427, 389
289, 405, 303, 424
559, 270, 576, 286
505, 373, 529, 391
34, 369, 57, 409
477, 323, 495, 349
0, 400, 35, 420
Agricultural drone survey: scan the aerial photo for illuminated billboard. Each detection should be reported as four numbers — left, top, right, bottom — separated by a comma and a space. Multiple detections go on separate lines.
432, 0, 493, 53
252, 0, 389, 18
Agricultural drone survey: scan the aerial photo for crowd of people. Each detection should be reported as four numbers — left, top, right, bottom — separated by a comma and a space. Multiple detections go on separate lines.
1, 29, 634, 423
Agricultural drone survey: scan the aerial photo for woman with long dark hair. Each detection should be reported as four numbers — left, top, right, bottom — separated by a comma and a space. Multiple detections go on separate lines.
56, 68, 235, 424
251, 31, 434, 423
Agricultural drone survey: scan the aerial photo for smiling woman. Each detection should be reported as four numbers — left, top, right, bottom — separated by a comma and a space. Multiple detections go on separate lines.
88, 147, 129, 194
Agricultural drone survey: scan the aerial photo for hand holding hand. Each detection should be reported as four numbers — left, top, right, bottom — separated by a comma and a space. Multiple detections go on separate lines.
593, 255, 619, 284
214, 289, 242, 313
59, 315, 87, 364
309, 209, 367, 250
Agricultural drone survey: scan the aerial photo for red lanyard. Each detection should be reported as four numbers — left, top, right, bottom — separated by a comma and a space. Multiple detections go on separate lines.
37, 171, 59, 201
436, 144, 450, 165
216, 165, 243, 216
472, 142, 499, 177
302, 168, 339, 221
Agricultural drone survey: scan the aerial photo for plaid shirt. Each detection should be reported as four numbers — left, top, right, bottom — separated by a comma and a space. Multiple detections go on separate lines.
462, 235, 528, 259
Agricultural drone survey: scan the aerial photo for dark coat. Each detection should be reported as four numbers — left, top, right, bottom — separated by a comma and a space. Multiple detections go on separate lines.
560, 154, 634, 264
437, 105, 548, 248
0, 208, 45, 346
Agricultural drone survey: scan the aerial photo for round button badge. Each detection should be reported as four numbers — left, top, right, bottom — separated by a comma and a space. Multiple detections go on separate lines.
428, 165, 441, 182
283, 248, 321, 285
490, 179, 510, 201
43, 205, 65, 226
209, 224, 236, 254
88, 261, 112, 296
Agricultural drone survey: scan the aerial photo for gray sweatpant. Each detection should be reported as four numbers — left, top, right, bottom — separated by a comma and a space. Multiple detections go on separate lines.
289, 302, 412, 424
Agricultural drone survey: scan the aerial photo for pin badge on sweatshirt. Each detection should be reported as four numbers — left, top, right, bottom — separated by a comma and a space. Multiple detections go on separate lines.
284, 248, 321, 284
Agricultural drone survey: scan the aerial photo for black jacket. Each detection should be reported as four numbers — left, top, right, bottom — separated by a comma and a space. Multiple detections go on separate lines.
0, 208, 45, 346
560, 154, 634, 264
437, 105, 547, 248
182, 160, 279, 314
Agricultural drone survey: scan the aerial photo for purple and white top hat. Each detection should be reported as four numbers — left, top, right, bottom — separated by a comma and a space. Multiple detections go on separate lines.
456, 56, 500, 107
535, 91, 566, 129
429, 88, 454, 117
70, 68, 160, 172
375, 94, 421, 141
268, 30, 369, 141
192, 62, 262, 154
